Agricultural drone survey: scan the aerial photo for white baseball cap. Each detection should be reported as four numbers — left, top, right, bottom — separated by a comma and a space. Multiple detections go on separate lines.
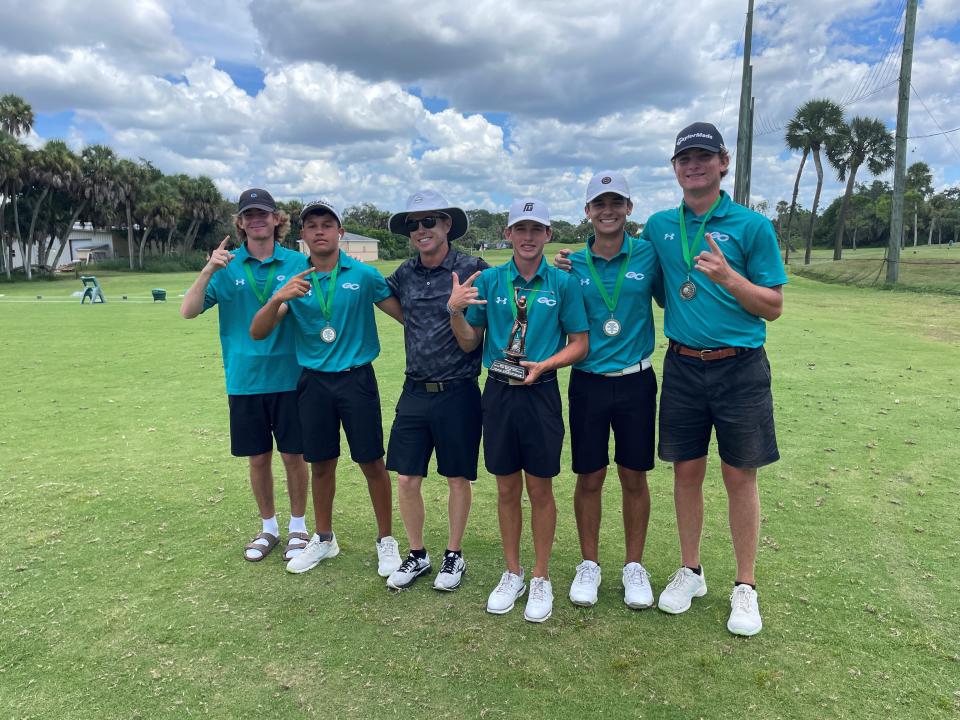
507, 197, 551, 228
585, 171, 630, 204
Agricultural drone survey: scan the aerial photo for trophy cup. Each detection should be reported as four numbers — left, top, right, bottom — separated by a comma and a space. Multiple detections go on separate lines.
489, 289, 532, 382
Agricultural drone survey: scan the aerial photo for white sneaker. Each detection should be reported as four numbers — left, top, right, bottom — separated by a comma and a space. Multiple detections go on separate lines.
524, 577, 554, 623
376, 535, 402, 577
486, 570, 526, 614
622, 562, 654, 609
286, 532, 339, 574
727, 584, 762, 636
433, 551, 466, 591
386, 551, 431, 590
657, 566, 707, 614
569, 560, 601, 606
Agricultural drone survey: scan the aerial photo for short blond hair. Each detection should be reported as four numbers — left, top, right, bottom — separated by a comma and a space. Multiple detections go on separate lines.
234, 210, 291, 243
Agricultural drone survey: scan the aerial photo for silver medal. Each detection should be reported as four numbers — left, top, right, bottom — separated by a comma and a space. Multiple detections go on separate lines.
679, 280, 697, 301
320, 326, 337, 344
603, 318, 622, 337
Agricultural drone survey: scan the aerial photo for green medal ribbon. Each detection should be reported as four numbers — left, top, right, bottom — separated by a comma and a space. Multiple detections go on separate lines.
583, 236, 632, 315
242, 260, 279, 306
505, 268, 542, 320
677, 194, 723, 274
308, 264, 339, 322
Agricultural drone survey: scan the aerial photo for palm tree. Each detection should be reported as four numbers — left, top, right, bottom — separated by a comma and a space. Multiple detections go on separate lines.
0, 132, 25, 279
0, 94, 34, 138
827, 117, 895, 261
135, 177, 182, 269
783, 99, 845, 265
20, 140, 80, 279
115, 159, 146, 270
180, 176, 222, 253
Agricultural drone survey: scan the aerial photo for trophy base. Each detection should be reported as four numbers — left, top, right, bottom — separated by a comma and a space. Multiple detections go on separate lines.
489, 358, 527, 382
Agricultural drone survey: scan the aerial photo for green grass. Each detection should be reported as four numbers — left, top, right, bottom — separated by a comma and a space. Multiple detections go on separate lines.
789, 245, 960, 294
2, 246, 959, 719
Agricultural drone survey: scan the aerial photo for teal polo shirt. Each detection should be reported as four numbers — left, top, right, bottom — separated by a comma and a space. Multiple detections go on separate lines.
203, 242, 307, 395
283, 250, 391, 372
466, 257, 589, 368
643, 190, 787, 349
569, 233, 663, 374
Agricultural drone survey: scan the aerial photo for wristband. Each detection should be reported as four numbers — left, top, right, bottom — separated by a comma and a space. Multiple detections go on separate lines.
446, 303, 463, 316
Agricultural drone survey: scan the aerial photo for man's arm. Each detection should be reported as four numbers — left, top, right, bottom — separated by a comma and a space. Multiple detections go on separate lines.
181, 236, 233, 319
250, 267, 315, 339
520, 331, 589, 384
375, 296, 404, 324
695, 234, 783, 321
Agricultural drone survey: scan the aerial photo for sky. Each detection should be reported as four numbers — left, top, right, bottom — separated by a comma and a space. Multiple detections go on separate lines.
2, 0, 959, 223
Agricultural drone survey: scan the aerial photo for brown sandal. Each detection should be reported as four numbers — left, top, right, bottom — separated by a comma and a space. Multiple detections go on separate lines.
243, 531, 279, 562
284, 532, 311, 561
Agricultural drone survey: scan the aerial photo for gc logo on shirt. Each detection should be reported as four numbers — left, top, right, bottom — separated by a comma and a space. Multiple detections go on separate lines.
625, 271, 645, 281
536, 296, 557, 307
341, 282, 360, 291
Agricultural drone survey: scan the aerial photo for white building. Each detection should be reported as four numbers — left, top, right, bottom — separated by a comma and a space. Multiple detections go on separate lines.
297, 231, 379, 262
7, 223, 128, 270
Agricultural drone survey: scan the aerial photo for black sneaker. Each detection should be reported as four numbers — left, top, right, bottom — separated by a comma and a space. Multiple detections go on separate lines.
433, 551, 466, 591
386, 551, 432, 590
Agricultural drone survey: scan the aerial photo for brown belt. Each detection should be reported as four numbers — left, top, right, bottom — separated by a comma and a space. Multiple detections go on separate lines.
669, 341, 750, 361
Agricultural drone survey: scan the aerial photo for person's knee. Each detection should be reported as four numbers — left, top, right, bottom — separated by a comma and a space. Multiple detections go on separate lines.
619, 469, 649, 496
576, 470, 606, 494
397, 474, 422, 493
248, 451, 272, 471
497, 480, 522, 504
279, 452, 304, 469
524, 477, 555, 506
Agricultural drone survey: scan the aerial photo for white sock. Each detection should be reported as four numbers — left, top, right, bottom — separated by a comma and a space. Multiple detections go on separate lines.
288, 515, 307, 534
244, 516, 279, 560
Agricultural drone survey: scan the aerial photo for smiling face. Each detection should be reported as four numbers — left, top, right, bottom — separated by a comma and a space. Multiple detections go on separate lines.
585, 192, 633, 238
238, 208, 279, 243
300, 210, 343, 260
505, 220, 551, 264
672, 148, 729, 196
407, 211, 451, 258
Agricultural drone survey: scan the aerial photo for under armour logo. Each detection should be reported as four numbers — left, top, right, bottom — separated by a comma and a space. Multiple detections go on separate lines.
625, 271, 645, 280
664, 233, 675, 241
523, 203, 534, 212
495, 297, 508, 305
235, 279, 245, 286
342, 282, 360, 290
536, 297, 557, 306
580, 278, 590, 285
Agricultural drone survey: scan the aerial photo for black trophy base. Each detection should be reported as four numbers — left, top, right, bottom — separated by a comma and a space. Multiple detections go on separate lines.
489, 357, 527, 382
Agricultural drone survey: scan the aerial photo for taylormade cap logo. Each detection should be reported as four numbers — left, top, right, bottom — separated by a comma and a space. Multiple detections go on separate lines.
672, 122, 725, 160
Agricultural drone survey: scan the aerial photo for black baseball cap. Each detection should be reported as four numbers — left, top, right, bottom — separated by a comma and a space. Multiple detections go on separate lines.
238, 188, 277, 213
672, 122, 726, 160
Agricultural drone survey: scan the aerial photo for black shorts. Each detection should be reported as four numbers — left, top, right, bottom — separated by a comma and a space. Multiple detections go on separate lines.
481, 376, 564, 479
658, 347, 779, 469
228, 391, 303, 457
568, 367, 657, 474
386, 378, 482, 480
297, 364, 384, 464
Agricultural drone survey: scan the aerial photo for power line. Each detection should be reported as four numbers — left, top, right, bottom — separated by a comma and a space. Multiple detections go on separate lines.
907, 126, 960, 139
909, 82, 960, 163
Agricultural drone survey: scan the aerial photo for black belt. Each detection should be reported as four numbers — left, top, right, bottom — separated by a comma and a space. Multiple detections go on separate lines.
405, 377, 477, 393
303, 363, 371, 375
668, 341, 756, 361
487, 370, 557, 385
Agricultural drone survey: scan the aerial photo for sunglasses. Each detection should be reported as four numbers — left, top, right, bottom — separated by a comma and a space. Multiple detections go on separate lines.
404, 215, 448, 233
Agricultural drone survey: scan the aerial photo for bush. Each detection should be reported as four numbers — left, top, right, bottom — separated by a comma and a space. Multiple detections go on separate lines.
90, 252, 209, 273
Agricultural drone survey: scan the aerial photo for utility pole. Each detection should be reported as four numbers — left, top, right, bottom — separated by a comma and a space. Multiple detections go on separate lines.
734, 0, 754, 206
887, 0, 918, 284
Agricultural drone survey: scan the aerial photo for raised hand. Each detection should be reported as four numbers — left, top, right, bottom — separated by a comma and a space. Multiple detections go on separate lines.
273, 266, 316, 302
553, 247, 573, 272
448, 270, 487, 314
695, 233, 735, 286
206, 236, 235, 273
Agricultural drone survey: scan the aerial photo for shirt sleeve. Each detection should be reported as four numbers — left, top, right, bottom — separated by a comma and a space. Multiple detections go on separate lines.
558, 273, 589, 334
371, 268, 392, 302
464, 269, 490, 328
202, 272, 219, 311
386, 266, 402, 299
745, 218, 789, 288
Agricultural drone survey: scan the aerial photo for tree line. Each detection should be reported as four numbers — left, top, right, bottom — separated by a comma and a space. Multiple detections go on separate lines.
777, 98, 960, 263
